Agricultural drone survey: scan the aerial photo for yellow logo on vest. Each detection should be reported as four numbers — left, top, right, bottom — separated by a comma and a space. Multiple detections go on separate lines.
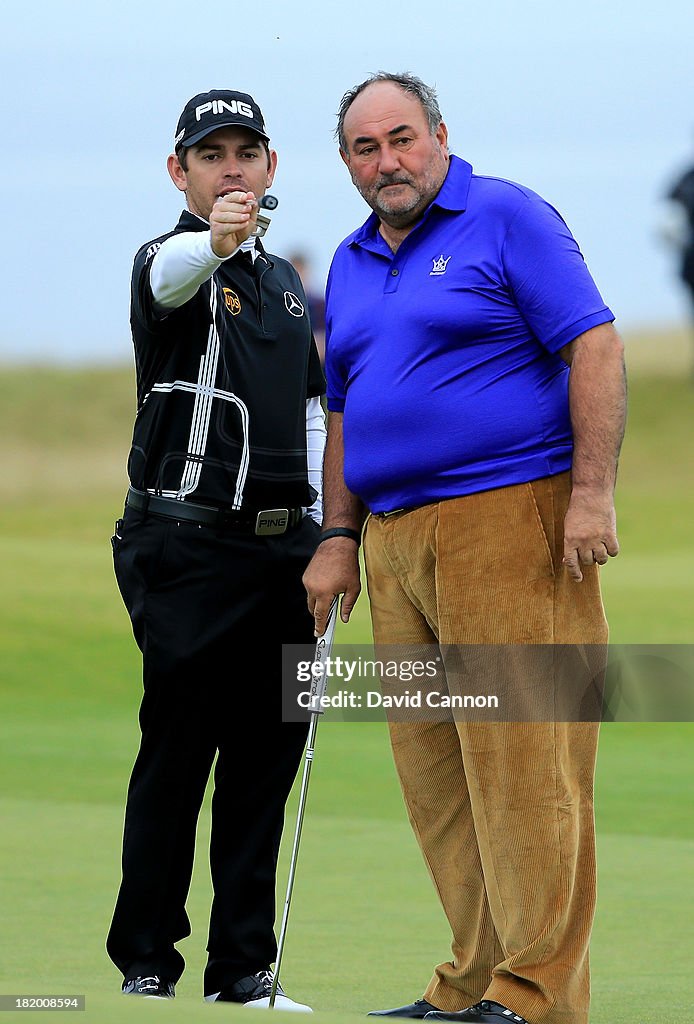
223, 288, 241, 315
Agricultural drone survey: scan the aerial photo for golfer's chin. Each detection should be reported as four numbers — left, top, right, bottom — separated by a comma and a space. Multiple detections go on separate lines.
373, 182, 431, 224
376, 199, 426, 229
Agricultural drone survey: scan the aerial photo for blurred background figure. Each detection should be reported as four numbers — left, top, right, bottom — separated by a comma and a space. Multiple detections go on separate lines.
288, 251, 327, 365
660, 148, 694, 373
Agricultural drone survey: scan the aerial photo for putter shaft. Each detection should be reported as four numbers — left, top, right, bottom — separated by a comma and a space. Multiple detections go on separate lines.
269, 597, 338, 1007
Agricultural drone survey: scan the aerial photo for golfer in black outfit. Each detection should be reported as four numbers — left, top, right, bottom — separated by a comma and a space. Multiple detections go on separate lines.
106, 89, 324, 1010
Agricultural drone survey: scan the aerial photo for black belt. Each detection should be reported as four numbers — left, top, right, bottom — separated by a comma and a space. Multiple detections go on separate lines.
126, 487, 304, 536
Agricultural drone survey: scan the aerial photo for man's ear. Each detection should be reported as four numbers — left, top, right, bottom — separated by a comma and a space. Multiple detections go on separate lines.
436, 120, 449, 155
266, 148, 279, 189
167, 152, 187, 193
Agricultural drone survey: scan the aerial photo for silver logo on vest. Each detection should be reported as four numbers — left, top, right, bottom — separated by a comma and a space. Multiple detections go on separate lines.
284, 291, 305, 317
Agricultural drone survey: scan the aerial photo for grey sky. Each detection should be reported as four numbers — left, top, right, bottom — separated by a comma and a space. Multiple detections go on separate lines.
2, 0, 692, 361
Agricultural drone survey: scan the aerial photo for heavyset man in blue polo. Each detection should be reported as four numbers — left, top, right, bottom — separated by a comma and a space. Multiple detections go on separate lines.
304, 73, 626, 1024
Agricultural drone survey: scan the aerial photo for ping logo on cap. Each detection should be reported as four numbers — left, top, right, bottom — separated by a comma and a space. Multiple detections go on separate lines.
175, 90, 269, 147
195, 99, 254, 121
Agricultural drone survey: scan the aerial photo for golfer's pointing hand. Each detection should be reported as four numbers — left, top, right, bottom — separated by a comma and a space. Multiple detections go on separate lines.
303, 537, 361, 636
209, 190, 258, 258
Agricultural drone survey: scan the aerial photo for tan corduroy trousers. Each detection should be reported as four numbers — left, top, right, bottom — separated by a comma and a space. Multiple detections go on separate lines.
362, 472, 608, 1024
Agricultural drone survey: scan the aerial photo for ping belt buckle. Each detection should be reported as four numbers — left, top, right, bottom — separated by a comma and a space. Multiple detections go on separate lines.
255, 508, 290, 536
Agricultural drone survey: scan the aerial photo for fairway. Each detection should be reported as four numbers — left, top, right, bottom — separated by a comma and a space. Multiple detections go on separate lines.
1, 341, 692, 1023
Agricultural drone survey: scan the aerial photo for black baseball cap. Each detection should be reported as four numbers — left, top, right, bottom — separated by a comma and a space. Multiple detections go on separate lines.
174, 89, 269, 149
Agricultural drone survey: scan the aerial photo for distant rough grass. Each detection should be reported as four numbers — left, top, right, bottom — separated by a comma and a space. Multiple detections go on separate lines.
0, 331, 692, 639
0, 366, 134, 500
622, 322, 692, 377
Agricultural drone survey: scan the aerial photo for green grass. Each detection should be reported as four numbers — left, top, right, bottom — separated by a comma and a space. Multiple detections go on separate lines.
1, 347, 693, 1022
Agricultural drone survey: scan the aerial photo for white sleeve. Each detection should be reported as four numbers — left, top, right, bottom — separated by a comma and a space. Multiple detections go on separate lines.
150, 231, 241, 310
305, 396, 326, 524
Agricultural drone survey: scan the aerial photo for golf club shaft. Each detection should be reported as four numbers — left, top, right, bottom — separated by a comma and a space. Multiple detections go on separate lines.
269, 596, 339, 1007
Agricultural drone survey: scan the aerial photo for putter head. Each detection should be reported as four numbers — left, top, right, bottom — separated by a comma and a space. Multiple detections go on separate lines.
252, 194, 279, 238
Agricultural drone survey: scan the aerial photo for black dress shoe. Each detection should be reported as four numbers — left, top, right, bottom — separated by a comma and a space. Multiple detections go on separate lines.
122, 975, 175, 998
424, 1000, 529, 1023
368, 999, 439, 1018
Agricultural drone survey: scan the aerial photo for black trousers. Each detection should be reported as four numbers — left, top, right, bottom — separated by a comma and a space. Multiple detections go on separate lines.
106, 506, 317, 995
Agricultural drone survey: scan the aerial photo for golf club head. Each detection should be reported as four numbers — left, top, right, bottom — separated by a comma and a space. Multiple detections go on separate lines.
252, 194, 279, 237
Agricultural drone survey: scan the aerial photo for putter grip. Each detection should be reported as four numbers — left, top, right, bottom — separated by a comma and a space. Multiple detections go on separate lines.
307, 597, 338, 710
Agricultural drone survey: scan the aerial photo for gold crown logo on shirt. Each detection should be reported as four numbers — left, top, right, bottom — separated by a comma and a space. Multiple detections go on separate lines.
430, 254, 452, 276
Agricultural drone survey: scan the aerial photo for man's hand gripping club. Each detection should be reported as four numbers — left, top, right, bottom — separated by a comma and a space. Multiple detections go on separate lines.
303, 537, 362, 637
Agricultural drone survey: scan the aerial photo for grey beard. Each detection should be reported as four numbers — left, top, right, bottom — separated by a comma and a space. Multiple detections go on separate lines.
355, 179, 426, 227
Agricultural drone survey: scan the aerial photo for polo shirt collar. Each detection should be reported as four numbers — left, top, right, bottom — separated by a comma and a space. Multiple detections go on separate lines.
177, 209, 208, 232
349, 154, 473, 248
433, 154, 472, 212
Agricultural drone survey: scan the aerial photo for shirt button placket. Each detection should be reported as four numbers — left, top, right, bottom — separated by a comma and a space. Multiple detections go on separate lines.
385, 265, 401, 293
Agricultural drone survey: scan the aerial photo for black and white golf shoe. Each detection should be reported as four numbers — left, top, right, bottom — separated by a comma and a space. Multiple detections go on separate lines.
206, 969, 312, 1012
368, 999, 439, 1018
122, 975, 175, 998
424, 1000, 529, 1024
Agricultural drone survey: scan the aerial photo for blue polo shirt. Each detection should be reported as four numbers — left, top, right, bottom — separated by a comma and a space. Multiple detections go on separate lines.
325, 155, 614, 513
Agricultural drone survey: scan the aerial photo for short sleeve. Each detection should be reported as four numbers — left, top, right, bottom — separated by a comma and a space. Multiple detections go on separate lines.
502, 196, 614, 352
